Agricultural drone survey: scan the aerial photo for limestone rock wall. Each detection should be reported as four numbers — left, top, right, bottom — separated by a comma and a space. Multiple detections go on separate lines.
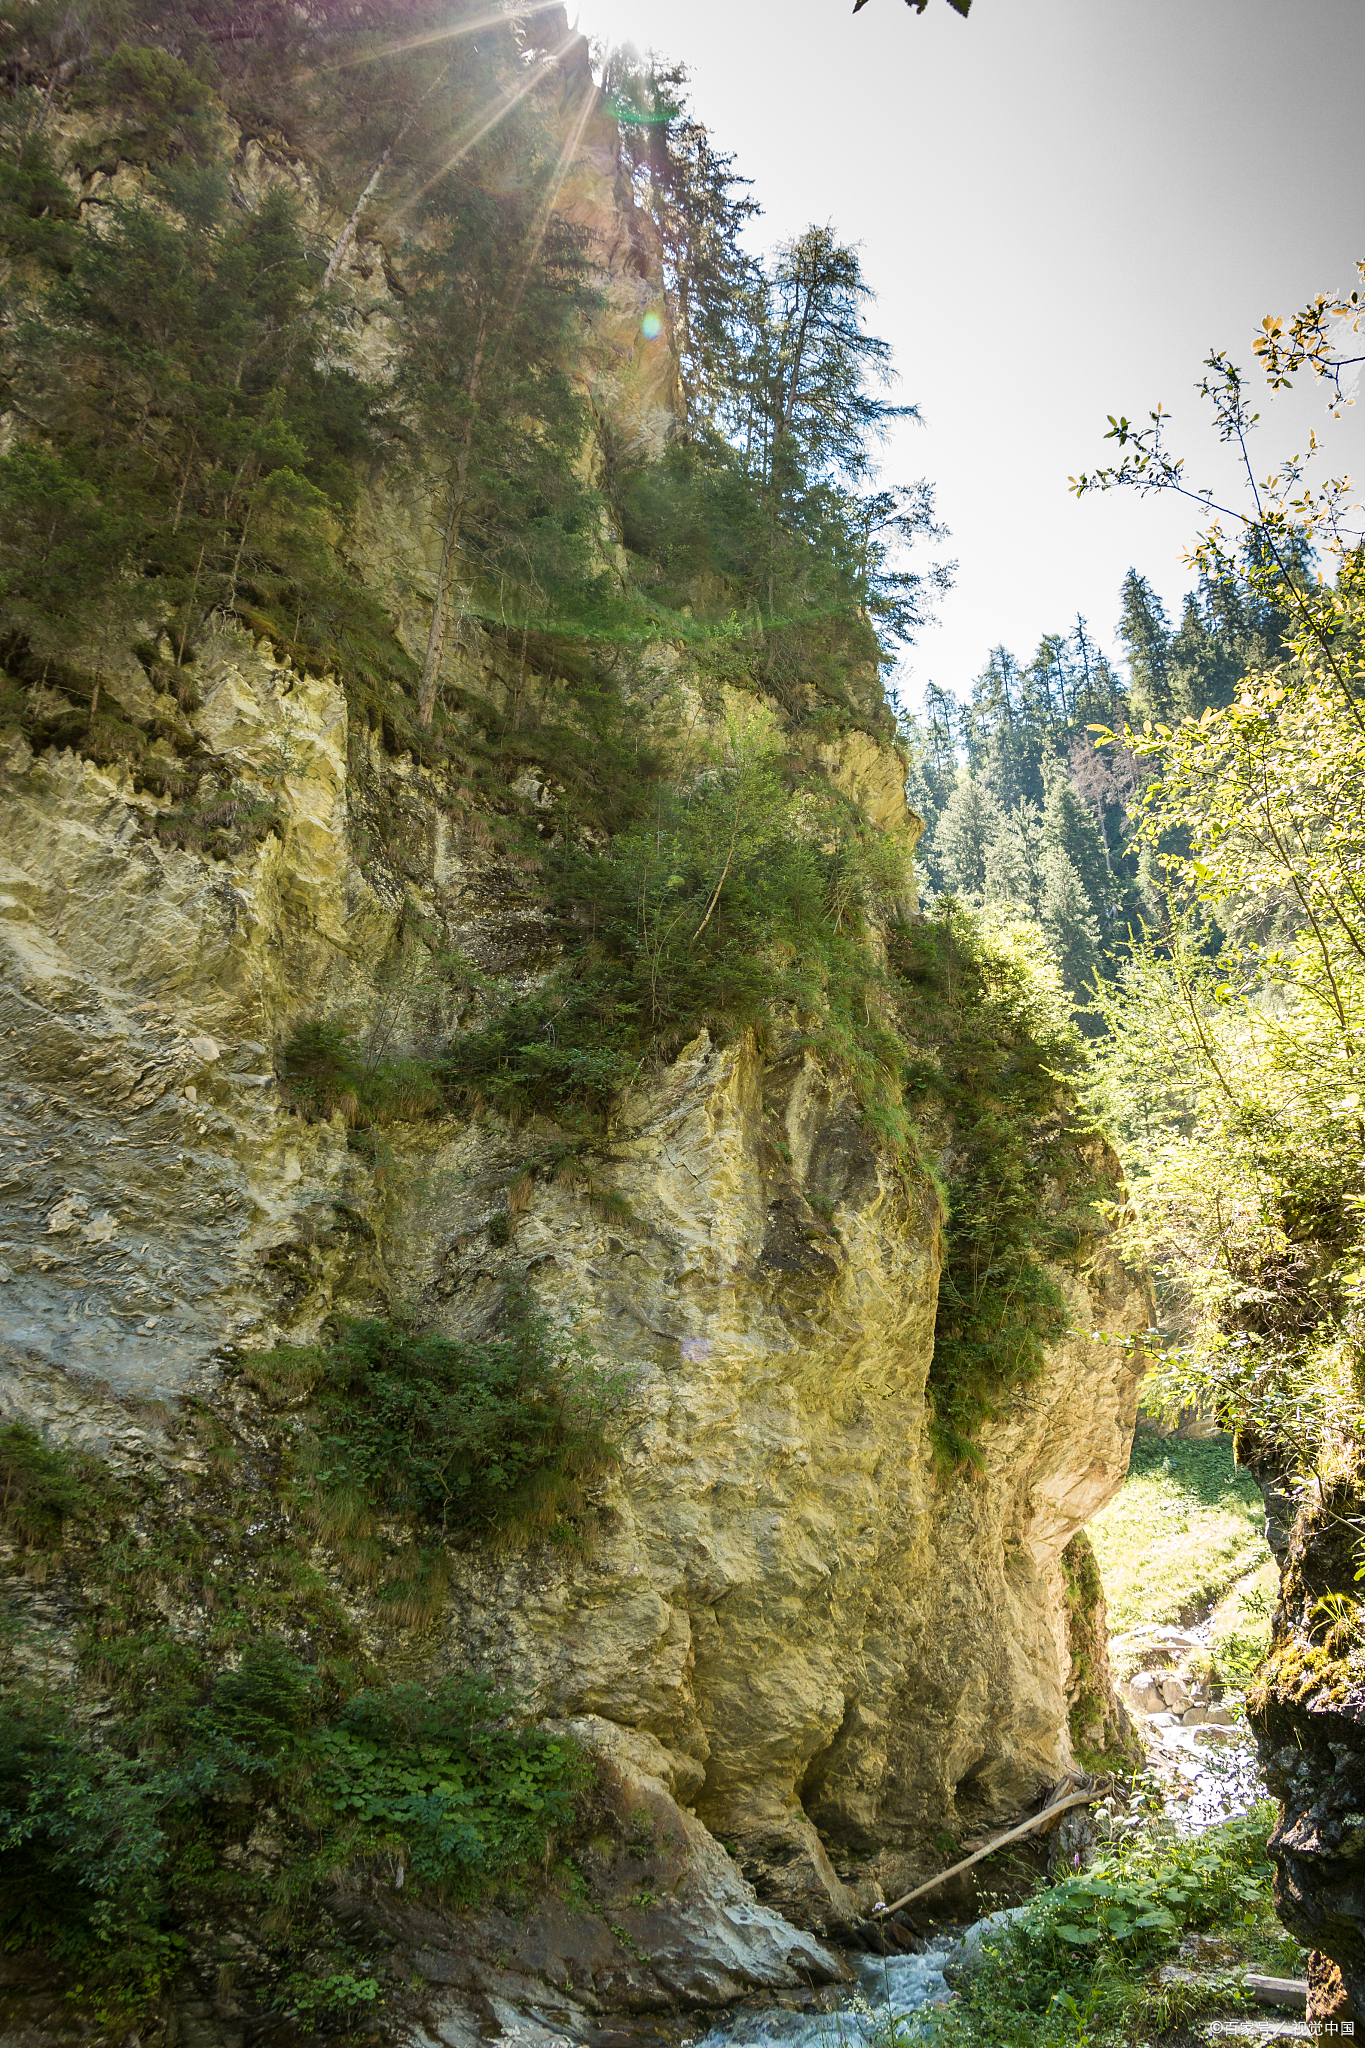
0, 24, 1149, 2018
1, 625, 1147, 1941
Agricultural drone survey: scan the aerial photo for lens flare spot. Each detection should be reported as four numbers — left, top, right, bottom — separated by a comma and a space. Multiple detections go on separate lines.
641, 311, 663, 341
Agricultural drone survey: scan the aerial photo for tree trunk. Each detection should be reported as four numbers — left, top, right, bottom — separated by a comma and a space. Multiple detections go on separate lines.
323, 147, 393, 291
321, 65, 451, 290
417, 485, 467, 727
417, 321, 487, 728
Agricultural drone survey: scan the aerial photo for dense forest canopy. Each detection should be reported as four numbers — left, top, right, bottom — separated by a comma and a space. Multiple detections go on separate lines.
898, 547, 1300, 1008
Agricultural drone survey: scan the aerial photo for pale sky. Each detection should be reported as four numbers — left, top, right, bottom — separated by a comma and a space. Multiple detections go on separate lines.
575, 0, 1365, 709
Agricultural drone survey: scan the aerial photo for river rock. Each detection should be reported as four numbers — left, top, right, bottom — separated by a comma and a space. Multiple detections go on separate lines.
941, 1906, 1031, 1987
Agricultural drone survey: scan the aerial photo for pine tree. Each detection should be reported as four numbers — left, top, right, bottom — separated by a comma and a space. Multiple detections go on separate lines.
607, 56, 760, 441
403, 132, 601, 726
1119, 568, 1177, 724
935, 775, 1002, 898
1038, 840, 1103, 998
963, 646, 1044, 810
1167, 577, 1254, 717
763, 224, 916, 498
983, 799, 1043, 916
1040, 762, 1115, 943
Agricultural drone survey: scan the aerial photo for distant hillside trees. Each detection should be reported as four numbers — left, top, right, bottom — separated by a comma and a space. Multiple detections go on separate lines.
901, 553, 1271, 1008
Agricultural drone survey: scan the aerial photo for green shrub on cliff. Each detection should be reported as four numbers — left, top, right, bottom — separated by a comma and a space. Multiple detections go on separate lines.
248, 1275, 629, 1552
0, 1658, 589, 2027
0, 1699, 202, 2021
891, 907, 1109, 1472
0, 1421, 92, 1548
309, 1675, 590, 1894
278, 1018, 443, 1127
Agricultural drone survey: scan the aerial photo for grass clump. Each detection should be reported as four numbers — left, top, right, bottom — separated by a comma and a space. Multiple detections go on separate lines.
248, 1274, 629, 1553
278, 1017, 444, 1127
1088, 1433, 1266, 1637
146, 777, 284, 862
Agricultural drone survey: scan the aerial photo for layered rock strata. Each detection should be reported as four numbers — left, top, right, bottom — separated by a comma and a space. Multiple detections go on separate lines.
0, 13, 1150, 2023
2, 625, 1147, 1946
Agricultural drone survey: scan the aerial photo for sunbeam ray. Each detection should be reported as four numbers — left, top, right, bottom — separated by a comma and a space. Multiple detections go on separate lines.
389, 31, 583, 223
315, 0, 570, 80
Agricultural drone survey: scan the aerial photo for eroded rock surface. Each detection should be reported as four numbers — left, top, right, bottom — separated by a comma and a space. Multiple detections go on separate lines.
2, 627, 1147, 1949
1249, 1450, 1365, 2016
0, 16, 1149, 2022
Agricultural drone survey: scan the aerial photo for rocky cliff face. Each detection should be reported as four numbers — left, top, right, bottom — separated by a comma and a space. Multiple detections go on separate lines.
1, 620, 1146, 1898
1248, 1451, 1365, 2027
0, 18, 1149, 2035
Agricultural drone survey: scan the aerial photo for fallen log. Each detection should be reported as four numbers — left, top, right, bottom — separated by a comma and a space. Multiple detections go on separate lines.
873, 1777, 1114, 1919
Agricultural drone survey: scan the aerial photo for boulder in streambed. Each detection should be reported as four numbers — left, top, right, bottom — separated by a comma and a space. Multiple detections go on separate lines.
347, 1718, 848, 2033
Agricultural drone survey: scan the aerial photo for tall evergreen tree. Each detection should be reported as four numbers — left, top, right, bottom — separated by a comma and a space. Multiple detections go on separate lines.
405, 127, 601, 726
766, 224, 916, 494
606, 56, 760, 441
935, 775, 1002, 897
1119, 568, 1177, 724
1038, 839, 1103, 999
1040, 762, 1115, 943
963, 646, 1044, 810
984, 799, 1043, 916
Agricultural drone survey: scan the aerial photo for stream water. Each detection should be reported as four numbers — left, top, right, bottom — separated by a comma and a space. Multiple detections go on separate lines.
691, 1947, 958, 2048
686, 1721, 1272, 2048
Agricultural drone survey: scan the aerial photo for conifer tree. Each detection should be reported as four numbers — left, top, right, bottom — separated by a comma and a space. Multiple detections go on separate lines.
763, 224, 915, 498
1119, 568, 1177, 724
984, 799, 1043, 916
935, 775, 1002, 897
1040, 761, 1115, 943
1038, 839, 1103, 998
607, 56, 760, 441
963, 646, 1044, 810
1, 169, 384, 682
404, 130, 600, 726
